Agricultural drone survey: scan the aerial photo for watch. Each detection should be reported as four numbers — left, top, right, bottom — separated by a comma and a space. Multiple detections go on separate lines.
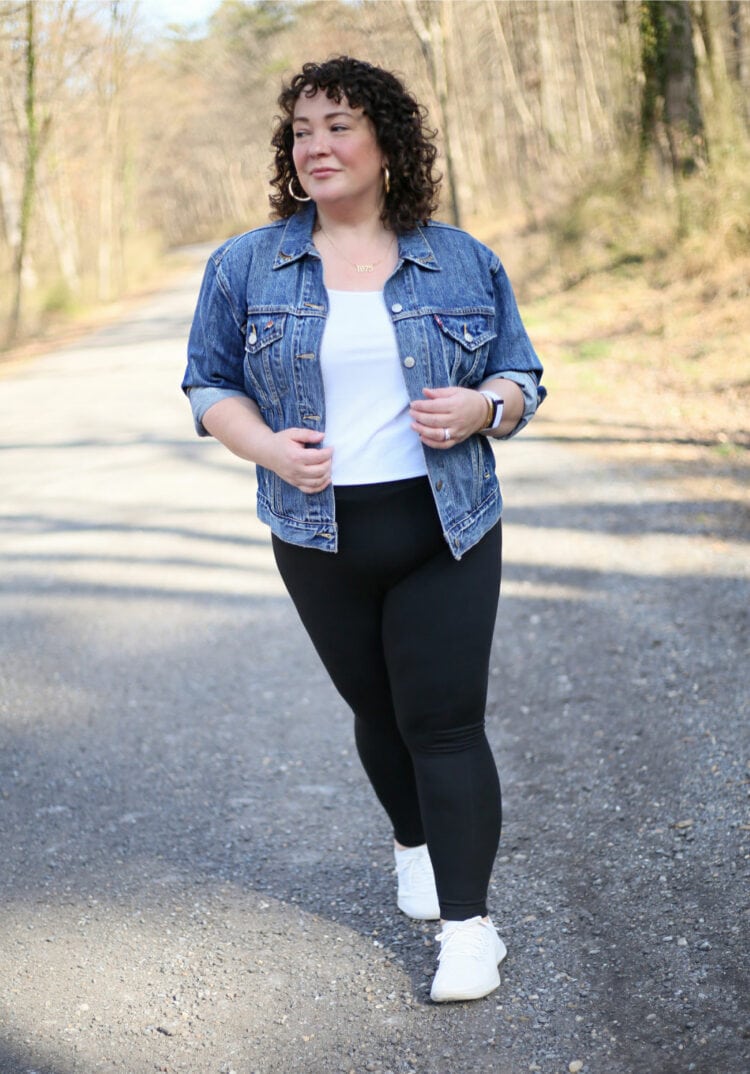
479, 390, 504, 432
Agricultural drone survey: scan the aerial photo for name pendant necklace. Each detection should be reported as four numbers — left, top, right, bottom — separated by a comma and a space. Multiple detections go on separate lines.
318, 226, 395, 274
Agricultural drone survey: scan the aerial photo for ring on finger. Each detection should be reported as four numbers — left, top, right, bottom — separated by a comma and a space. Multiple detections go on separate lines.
443, 427, 450, 441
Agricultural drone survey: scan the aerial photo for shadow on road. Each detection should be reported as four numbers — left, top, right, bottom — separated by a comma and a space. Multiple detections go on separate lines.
0, 277, 748, 1072
1, 545, 747, 1072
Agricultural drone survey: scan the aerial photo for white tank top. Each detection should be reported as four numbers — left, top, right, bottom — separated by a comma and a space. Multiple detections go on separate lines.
320, 290, 428, 485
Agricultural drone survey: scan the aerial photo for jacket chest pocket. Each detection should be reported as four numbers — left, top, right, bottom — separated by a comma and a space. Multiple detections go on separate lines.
244, 314, 289, 407
433, 313, 496, 386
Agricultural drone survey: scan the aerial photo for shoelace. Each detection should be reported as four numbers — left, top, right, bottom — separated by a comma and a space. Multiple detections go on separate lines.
435, 919, 488, 962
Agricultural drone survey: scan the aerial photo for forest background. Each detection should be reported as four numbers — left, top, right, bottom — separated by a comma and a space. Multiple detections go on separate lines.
1, 0, 749, 449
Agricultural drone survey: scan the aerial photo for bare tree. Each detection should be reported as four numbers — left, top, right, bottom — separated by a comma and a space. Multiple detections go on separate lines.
401, 0, 461, 226
96, 0, 137, 301
8, 0, 41, 342
728, 0, 750, 129
639, 0, 709, 177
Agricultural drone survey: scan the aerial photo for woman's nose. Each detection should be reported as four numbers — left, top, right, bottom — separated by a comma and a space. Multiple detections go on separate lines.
308, 130, 329, 156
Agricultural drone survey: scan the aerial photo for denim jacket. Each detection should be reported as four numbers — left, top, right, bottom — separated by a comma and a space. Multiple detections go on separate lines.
183, 203, 545, 559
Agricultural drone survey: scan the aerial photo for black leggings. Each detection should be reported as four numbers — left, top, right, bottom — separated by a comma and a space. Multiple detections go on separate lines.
272, 476, 502, 920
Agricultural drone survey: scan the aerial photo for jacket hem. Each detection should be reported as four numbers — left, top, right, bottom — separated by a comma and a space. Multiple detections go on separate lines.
257, 497, 339, 553
441, 488, 503, 560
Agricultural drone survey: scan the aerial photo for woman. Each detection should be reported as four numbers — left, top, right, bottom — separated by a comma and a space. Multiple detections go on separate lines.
183, 57, 545, 1003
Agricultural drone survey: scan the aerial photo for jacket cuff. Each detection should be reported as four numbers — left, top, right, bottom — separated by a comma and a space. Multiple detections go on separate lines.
494, 371, 544, 439
187, 386, 247, 437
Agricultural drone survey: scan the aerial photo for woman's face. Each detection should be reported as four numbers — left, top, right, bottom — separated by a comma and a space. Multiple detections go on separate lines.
291, 89, 386, 212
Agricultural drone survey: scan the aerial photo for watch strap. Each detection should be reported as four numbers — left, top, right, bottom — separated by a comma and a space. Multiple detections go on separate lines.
479, 390, 504, 431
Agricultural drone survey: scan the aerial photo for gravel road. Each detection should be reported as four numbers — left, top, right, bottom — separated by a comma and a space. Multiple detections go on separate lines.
1, 256, 748, 1074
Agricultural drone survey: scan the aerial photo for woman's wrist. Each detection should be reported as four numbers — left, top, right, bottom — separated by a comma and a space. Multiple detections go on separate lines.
478, 390, 504, 433
471, 390, 492, 434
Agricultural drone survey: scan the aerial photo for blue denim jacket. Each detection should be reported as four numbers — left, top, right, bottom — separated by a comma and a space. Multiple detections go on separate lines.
183, 203, 545, 559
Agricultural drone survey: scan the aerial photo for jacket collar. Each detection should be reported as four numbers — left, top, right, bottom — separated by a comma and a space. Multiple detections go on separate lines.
273, 203, 440, 271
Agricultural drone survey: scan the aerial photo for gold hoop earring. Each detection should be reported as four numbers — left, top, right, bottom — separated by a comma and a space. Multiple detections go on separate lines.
288, 177, 311, 202
383, 165, 391, 196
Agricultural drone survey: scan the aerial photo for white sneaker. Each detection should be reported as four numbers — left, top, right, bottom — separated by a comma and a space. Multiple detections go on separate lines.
394, 843, 440, 920
430, 915, 507, 1002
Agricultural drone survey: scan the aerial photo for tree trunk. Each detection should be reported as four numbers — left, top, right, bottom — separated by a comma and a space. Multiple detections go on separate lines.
39, 162, 80, 296
450, 8, 491, 217
728, 0, 750, 130
402, 0, 461, 227
639, 0, 708, 177
489, 0, 535, 132
694, 0, 739, 144
98, 0, 130, 302
8, 1, 39, 343
572, 0, 609, 152
537, 0, 567, 154
0, 137, 21, 251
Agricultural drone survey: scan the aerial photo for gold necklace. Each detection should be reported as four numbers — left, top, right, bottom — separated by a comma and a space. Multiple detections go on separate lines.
318, 225, 395, 274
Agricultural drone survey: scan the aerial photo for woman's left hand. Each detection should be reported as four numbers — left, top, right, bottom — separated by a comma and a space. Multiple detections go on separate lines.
409, 386, 487, 449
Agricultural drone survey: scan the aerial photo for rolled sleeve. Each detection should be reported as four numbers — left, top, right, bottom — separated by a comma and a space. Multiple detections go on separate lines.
483, 254, 546, 439
182, 249, 251, 436
495, 369, 544, 439
186, 386, 248, 437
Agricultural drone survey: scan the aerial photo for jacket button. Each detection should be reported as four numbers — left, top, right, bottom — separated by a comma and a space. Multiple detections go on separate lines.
391, 302, 403, 313
403, 356, 415, 368
436, 479, 444, 491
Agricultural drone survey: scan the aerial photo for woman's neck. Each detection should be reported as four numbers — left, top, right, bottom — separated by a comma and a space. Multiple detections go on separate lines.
314, 204, 389, 241
312, 207, 397, 292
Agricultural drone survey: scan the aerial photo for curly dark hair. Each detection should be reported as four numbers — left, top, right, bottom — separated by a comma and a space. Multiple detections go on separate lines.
269, 56, 440, 232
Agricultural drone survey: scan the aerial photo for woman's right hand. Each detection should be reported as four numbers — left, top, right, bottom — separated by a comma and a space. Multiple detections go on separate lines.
201, 397, 332, 495
267, 428, 333, 494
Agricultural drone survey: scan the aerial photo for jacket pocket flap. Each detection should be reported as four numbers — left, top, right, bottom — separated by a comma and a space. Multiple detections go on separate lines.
245, 315, 286, 352
433, 314, 495, 351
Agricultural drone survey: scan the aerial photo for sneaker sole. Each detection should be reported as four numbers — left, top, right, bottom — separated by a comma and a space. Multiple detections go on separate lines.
429, 938, 507, 1003
430, 970, 501, 1002
397, 899, 440, 921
